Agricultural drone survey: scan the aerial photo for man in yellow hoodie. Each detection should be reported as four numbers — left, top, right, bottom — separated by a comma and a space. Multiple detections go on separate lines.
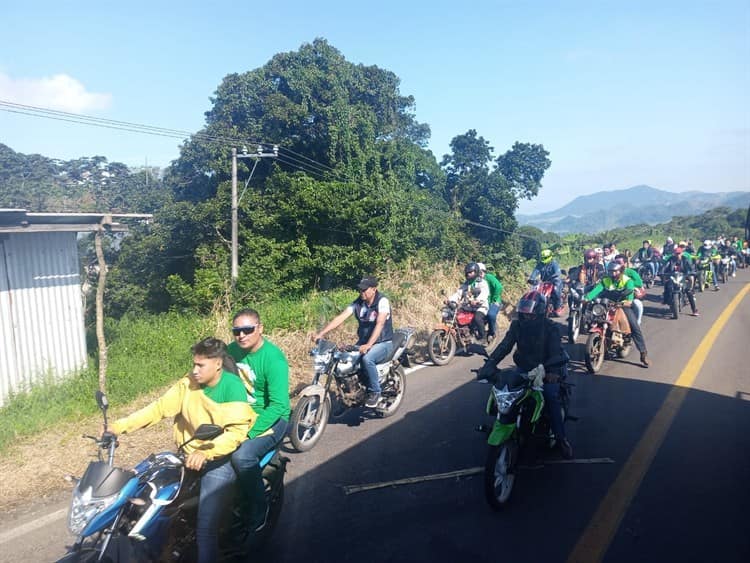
110, 337, 256, 563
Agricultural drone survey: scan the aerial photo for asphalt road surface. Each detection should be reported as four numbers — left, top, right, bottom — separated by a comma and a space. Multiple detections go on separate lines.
1, 272, 748, 563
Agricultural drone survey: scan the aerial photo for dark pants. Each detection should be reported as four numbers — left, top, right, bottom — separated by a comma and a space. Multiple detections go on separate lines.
230, 419, 288, 527
623, 306, 647, 354
543, 382, 566, 440
473, 311, 487, 340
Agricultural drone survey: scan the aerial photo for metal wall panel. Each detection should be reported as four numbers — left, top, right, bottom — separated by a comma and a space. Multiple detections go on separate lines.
0, 232, 87, 406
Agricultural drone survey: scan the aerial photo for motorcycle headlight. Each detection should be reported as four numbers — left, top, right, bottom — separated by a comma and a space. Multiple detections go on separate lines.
671, 273, 683, 284
313, 352, 332, 373
492, 386, 525, 415
592, 303, 607, 317
68, 486, 121, 536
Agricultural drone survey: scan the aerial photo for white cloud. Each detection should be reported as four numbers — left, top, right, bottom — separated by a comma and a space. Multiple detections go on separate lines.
0, 72, 112, 113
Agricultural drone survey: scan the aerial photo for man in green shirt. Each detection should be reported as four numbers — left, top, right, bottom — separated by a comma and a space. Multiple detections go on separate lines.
478, 263, 503, 343
228, 308, 291, 533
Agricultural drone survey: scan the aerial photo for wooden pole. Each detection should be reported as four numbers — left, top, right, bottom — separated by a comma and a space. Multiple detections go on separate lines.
94, 218, 110, 394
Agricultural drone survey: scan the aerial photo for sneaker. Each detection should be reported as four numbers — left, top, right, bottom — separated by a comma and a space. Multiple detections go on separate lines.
640, 352, 650, 368
690, 310, 700, 317
559, 438, 574, 460
732, 272, 736, 277
251, 504, 271, 533
714, 286, 720, 291
365, 392, 381, 408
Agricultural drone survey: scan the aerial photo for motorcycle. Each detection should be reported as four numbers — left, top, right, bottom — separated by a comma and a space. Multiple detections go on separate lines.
695, 257, 713, 292
631, 258, 655, 288
566, 280, 587, 342
289, 327, 415, 452
427, 298, 486, 365
664, 271, 690, 320
59, 391, 287, 562
480, 359, 572, 510
718, 255, 731, 283
582, 297, 634, 374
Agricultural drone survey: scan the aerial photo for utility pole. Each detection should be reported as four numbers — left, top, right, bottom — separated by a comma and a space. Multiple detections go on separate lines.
230, 144, 278, 289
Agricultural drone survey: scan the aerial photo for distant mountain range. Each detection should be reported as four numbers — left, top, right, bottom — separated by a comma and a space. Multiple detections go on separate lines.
517, 185, 750, 234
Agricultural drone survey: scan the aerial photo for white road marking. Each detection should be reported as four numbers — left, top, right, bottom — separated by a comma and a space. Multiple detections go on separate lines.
0, 507, 67, 545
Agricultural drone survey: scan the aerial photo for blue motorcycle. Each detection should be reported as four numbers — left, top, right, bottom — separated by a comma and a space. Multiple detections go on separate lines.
58, 391, 287, 562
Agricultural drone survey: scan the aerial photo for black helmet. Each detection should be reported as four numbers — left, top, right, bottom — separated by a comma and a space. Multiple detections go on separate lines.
465, 262, 480, 277
517, 290, 547, 316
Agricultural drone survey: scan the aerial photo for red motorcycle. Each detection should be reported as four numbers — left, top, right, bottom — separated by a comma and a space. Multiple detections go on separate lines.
427, 300, 484, 365
527, 280, 565, 317
583, 297, 634, 374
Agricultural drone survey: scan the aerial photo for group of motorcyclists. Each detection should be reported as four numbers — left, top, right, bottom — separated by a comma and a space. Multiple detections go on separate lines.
93, 233, 747, 558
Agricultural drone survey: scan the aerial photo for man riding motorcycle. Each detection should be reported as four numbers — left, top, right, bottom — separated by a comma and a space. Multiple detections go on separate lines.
446, 262, 490, 343
662, 246, 699, 316
635, 239, 657, 280
567, 248, 604, 312
695, 240, 720, 291
528, 249, 564, 317
584, 261, 650, 367
477, 290, 573, 459
614, 254, 644, 326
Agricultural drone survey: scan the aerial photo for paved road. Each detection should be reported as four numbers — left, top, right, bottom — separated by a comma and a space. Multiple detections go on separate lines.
1, 273, 748, 563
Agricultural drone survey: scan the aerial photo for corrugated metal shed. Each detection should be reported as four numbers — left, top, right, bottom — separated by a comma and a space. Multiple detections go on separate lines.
0, 209, 151, 406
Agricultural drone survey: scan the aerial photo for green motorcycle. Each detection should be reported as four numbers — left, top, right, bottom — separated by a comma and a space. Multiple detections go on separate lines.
482, 363, 572, 510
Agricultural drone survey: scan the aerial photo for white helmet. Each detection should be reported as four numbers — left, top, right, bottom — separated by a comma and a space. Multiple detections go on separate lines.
477, 262, 487, 272
703, 239, 712, 248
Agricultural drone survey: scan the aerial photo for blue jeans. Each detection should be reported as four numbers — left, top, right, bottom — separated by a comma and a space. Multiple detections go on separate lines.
633, 299, 643, 325
230, 418, 288, 526
648, 261, 658, 278
197, 457, 236, 563
360, 340, 393, 394
550, 279, 563, 310
486, 303, 500, 337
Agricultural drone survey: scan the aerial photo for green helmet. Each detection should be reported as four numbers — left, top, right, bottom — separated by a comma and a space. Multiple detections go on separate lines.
540, 249, 553, 264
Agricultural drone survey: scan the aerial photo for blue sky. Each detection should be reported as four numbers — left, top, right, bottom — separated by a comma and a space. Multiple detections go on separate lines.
1, 0, 747, 213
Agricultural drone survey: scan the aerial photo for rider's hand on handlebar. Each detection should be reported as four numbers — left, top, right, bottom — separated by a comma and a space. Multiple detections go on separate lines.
185, 451, 208, 471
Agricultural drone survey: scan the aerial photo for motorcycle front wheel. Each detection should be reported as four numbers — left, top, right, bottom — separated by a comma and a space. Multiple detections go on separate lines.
670, 292, 679, 320
377, 365, 407, 418
584, 332, 605, 374
484, 440, 517, 510
289, 395, 330, 452
567, 310, 580, 342
427, 330, 456, 366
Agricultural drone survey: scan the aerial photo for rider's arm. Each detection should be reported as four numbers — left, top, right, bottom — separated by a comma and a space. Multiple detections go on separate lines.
110, 378, 186, 435
249, 352, 290, 439
488, 321, 519, 364
315, 306, 354, 340
584, 281, 604, 301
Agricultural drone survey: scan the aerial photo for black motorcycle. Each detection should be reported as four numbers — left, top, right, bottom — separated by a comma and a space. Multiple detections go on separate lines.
631, 258, 655, 288
663, 271, 690, 320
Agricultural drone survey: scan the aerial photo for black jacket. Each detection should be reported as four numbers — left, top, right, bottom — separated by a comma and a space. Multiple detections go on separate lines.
488, 318, 566, 375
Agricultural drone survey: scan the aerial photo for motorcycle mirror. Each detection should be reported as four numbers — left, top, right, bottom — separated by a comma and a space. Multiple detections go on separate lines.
440, 289, 446, 296
95, 390, 108, 411
193, 424, 223, 441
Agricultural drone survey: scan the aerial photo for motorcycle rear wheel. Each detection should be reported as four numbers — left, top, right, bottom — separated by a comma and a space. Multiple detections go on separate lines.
484, 441, 517, 510
377, 366, 407, 418
584, 333, 605, 374
289, 395, 330, 452
427, 330, 456, 366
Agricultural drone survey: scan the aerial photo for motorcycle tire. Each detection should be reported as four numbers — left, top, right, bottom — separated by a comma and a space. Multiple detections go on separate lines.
584, 333, 605, 374
377, 365, 407, 418
56, 549, 104, 563
289, 395, 330, 452
719, 269, 727, 284
567, 311, 580, 343
427, 330, 456, 366
670, 293, 679, 320
484, 441, 517, 510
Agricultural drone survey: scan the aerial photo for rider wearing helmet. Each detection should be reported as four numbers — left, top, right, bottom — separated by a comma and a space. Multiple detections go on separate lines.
477, 263, 503, 344
584, 261, 649, 367
567, 249, 604, 315
662, 246, 699, 316
528, 249, 564, 317
477, 290, 573, 459
662, 237, 675, 257
446, 262, 490, 343
695, 240, 720, 291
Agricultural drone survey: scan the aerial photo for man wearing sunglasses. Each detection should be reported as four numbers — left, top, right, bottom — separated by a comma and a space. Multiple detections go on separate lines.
314, 276, 393, 408
227, 308, 290, 535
